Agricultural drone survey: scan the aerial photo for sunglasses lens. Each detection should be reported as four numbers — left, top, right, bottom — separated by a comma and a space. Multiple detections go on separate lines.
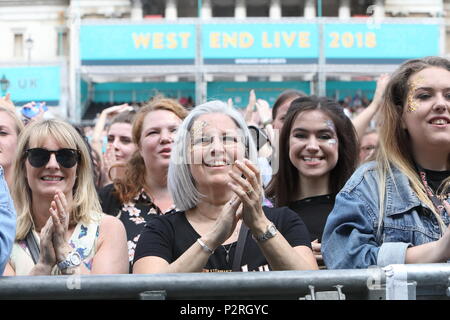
56, 149, 78, 168
26, 148, 79, 168
27, 149, 50, 168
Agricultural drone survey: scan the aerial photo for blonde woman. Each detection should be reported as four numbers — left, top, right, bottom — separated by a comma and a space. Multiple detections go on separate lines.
322, 56, 450, 269
4, 119, 128, 275
0, 105, 24, 189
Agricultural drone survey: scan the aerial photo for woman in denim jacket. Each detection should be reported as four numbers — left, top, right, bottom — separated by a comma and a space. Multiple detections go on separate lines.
322, 56, 450, 269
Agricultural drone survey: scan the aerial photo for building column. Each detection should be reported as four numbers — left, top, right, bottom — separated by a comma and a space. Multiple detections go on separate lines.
269, 0, 282, 81
304, 0, 316, 18
201, 0, 212, 19
269, 0, 281, 19
165, 0, 177, 20
235, 0, 246, 20
131, 0, 143, 20
165, 0, 178, 81
234, 0, 247, 82
373, 0, 385, 18
339, 0, 351, 19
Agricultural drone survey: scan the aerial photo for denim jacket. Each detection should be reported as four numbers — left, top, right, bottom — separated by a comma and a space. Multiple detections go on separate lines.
0, 166, 16, 274
322, 161, 450, 269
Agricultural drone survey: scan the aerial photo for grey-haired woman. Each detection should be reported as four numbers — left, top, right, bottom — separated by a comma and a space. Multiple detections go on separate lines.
133, 101, 318, 273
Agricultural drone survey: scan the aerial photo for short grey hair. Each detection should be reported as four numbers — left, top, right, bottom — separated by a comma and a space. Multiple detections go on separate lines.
168, 100, 259, 211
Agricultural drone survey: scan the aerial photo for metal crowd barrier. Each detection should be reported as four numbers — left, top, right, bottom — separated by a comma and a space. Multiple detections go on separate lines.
0, 263, 449, 300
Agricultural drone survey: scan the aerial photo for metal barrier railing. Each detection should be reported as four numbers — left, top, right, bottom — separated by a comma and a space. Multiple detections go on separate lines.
1, 263, 449, 300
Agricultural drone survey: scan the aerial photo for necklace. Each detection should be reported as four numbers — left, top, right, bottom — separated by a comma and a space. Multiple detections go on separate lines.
222, 242, 236, 264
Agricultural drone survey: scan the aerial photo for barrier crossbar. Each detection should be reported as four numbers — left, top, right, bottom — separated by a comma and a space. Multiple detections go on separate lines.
0, 263, 449, 300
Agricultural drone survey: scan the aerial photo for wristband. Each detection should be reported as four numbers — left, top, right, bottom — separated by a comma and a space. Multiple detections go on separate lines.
197, 238, 215, 255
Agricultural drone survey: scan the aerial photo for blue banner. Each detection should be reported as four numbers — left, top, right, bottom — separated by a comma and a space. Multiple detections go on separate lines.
324, 23, 440, 64
80, 24, 196, 65
79, 21, 441, 66
202, 23, 319, 64
0, 66, 61, 106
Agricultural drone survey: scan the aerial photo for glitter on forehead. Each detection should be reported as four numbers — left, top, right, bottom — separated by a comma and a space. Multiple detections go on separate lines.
325, 120, 336, 131
407, 76, 424, 113
190, 120, 208, 138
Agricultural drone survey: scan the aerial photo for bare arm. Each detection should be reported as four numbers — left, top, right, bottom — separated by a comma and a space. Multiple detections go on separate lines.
91, 104, 131, 161
352, 74, 390, 142
90, 215, 128, 274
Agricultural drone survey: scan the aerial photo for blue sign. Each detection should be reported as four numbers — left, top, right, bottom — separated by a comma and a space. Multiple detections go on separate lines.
202, 23, 319, 64
0, 66, 61, 106
80, 24, 196, 65
324, 23, 440, 64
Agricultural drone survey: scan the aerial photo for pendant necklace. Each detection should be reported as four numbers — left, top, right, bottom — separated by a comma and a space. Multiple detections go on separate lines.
222, 242, 236, 264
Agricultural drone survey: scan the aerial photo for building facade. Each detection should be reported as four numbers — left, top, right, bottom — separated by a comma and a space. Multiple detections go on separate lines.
0, 0, 447, 121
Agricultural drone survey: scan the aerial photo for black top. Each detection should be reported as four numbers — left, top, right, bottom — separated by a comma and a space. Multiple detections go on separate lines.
133, 206, 311, 272
98, 183, 177, 272
423, 169, 450, 197
288, 194, 335, 242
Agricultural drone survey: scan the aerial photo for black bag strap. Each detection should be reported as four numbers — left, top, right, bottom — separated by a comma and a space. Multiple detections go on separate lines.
25, 229, 40, 265
232, 223, 249, 272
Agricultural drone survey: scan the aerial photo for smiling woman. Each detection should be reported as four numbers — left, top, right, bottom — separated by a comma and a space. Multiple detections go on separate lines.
4, 119, 128, 276
322, 56, 450, 269
132, 100, 318, 274
266, 96, 358, 267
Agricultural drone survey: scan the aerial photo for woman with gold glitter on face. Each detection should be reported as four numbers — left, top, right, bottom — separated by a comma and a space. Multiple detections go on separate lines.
322, 57, 450, 269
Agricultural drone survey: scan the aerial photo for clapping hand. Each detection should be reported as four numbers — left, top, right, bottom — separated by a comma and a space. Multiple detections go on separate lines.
49, 191, 73, 267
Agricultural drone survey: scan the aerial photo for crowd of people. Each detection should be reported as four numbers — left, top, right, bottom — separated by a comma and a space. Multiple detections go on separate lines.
0, 56, 449, 277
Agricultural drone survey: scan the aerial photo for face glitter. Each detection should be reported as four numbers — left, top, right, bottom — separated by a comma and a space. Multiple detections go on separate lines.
190, 120, 208, 141
406, 76, 424, 113
325, 120, 336, 132
328, 139, 337, 146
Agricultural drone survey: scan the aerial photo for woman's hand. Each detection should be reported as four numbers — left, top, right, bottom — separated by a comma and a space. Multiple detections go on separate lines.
372, 74, 390, 107
228, 159, 268, 231
244, 90, 257, 123
204, 195, 242, 249
311, 239, 323, 264
0, 93, 16, 113
49, 191, 73, 264
437, 201, 450, 260
101, 103, 132, 119
255, 99, 272, 127
35, 217, 57, 273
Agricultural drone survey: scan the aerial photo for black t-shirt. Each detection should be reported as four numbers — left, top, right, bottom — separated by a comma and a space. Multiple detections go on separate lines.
133, 206, 311, 272
288, 194, 335, 242
423, 169, 450, 198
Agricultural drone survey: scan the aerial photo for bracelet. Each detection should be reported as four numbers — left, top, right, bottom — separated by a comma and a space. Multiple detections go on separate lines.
196, 238, 215, 255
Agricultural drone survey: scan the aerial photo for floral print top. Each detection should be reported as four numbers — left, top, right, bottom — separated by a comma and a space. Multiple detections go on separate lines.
98, 184, 177, 272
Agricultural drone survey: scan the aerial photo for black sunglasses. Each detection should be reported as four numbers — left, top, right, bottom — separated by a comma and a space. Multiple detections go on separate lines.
25, 148, 80, 168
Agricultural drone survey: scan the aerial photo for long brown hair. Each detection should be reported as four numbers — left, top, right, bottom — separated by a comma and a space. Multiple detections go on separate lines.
266, 96, 358, 207
113, 97, 188, 203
